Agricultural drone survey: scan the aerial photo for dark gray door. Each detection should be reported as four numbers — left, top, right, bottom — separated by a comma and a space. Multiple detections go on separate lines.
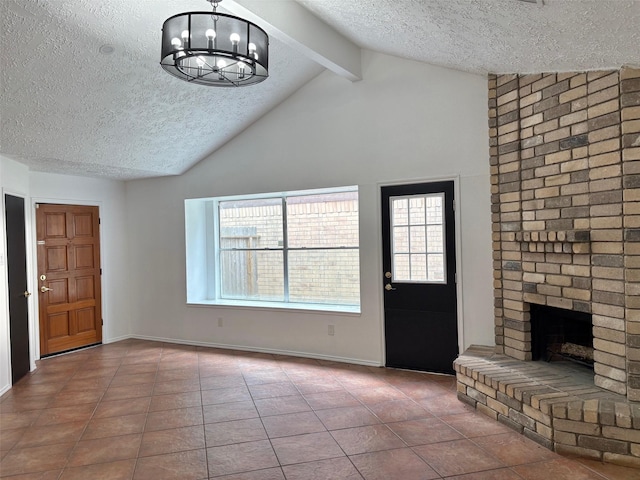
382, 181, 458, 374
5, 194, 31, 383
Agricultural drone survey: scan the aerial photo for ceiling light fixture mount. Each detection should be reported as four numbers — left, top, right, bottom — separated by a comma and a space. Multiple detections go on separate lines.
99, 44, 115, 55
160, 0, 269, 87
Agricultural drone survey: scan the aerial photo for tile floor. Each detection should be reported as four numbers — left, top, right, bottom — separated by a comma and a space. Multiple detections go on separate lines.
1, 339, 639, 479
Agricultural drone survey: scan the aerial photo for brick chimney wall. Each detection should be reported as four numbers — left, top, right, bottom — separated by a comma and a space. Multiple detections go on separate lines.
489, 67, 640, 401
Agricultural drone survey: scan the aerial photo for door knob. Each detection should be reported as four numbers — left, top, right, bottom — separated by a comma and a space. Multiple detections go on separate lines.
23, 291, 31, 297
41, 286, 53, 292
384, 284, 396, 291
384, 272, 392, 279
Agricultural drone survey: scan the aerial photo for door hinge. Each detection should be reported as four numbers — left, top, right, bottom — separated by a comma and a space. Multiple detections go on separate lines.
100, 268, 102, 275
455, 273, 458, 284
453, 200, 456, 211
102, 319, 104, 326
98, 218, 101, 224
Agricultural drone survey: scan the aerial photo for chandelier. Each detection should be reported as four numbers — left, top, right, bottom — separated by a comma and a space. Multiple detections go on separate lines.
160, 0, 269, 87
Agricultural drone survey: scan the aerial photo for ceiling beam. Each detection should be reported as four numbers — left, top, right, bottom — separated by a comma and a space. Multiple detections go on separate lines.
224, 0, 362, 82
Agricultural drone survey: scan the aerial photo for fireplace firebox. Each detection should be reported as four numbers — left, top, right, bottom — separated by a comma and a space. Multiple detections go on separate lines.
530, 304, 593, 367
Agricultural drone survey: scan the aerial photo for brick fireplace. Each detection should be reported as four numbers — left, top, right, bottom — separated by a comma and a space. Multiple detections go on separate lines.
455, 66, 640, 467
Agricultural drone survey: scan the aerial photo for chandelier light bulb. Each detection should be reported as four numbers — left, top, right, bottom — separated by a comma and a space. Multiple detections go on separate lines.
217, 59, 227, 80
206, 29, 216, 49
230, 33, 240, 53
196, 56, 205, 76
248, 42, 258, 59
171, 37, 182, 48
181, 30, 189, 39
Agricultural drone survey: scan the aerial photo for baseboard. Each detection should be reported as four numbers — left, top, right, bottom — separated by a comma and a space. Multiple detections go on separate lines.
104, 334, 133, 344
0, 383, 11, 397
129, 334, 383, 368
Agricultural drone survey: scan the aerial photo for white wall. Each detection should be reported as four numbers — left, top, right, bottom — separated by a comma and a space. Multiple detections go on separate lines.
125, 50, 494, 365
0, 158, 130, 395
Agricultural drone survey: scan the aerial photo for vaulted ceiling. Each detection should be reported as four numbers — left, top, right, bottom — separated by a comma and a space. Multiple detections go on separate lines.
1, 0, 639, 180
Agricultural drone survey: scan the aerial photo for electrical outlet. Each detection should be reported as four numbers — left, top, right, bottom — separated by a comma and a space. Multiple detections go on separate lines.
328, 324, 335, 336
218, 317, 223, 327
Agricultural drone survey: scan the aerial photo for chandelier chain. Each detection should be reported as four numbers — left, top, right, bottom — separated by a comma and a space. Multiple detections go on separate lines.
209, 0, 219, 21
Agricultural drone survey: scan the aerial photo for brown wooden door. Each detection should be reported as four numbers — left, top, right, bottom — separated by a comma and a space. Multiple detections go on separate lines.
36, 204, 102, 356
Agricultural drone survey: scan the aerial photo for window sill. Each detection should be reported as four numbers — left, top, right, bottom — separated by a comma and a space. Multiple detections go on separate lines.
187, 298, 361, 315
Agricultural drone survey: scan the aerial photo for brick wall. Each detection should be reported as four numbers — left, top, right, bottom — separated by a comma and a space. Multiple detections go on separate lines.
489, 67, 640, 401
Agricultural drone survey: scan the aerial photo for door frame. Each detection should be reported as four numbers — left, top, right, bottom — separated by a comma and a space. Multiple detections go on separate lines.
30, 197, 105, 359
1, 188, 37, 380
376, 175, 465, 367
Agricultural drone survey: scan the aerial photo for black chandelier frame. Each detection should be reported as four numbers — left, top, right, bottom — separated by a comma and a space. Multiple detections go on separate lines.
161, 10, 269, 87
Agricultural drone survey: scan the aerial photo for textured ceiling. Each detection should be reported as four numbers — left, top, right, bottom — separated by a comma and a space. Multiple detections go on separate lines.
299, 0, 640, 75
1, 0, 639, 180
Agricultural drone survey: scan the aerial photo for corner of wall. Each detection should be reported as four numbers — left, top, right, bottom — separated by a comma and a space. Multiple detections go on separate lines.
620, 66, 640, 401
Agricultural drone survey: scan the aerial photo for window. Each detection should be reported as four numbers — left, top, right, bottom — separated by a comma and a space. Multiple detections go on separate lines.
390, 193, 446, 283
185, 187, 360, 312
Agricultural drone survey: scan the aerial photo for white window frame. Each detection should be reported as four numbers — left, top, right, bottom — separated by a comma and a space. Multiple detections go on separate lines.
185, 186, 361, 313
389, 192, 447, 284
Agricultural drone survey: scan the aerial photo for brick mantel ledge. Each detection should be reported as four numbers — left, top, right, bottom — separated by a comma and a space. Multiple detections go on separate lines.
454, 346, 640, 468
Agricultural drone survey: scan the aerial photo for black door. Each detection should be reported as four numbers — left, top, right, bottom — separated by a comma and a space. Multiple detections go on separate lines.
5, 194, 31, 384
382, 181, 458, 373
